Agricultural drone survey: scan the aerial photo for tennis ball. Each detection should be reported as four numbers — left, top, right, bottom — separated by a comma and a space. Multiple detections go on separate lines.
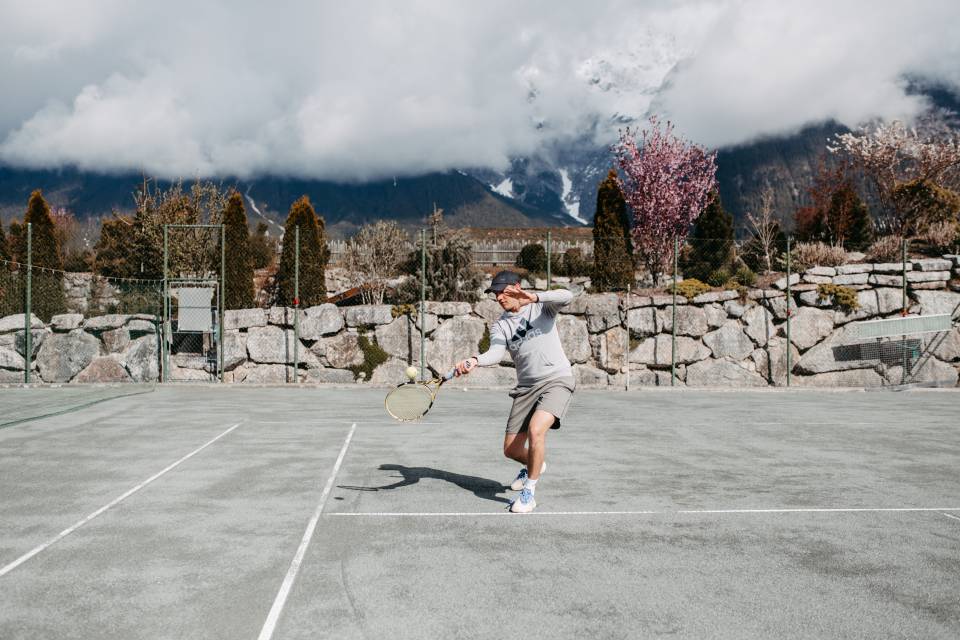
405, 366, 418, 380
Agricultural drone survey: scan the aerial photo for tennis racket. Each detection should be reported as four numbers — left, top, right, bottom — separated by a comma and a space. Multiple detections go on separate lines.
384, 368, 457, 422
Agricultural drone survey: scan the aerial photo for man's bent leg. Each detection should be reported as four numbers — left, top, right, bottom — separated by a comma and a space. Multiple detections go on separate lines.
503, 432, 528, 465
526, 409, 555, 481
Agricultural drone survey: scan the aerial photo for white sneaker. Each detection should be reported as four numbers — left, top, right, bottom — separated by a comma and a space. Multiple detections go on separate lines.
510, 487, 536, 513
510, 461, 546, 491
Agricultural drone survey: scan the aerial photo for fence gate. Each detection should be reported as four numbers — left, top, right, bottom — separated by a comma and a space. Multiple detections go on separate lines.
162, 224, 225, 382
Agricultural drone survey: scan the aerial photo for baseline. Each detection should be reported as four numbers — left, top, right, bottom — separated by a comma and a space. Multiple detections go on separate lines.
327, 507, 960, 518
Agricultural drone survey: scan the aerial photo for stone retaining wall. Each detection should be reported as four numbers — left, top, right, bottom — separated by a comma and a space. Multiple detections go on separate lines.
2, 256, 958, 387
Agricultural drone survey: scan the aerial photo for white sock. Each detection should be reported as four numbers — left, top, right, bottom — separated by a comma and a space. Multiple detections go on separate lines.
524, 478, 538, 494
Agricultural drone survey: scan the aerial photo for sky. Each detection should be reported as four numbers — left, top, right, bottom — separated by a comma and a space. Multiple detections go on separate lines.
0, 0, 958, 181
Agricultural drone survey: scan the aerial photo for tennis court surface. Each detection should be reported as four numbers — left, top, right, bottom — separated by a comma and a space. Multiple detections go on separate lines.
1, 385, 958, 639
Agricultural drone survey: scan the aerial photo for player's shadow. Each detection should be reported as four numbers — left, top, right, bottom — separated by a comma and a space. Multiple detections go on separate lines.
338, 464, 512, 504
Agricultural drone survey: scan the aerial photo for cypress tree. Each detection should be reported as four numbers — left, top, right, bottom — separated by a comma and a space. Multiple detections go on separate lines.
8, 220, 26, 264
23, 190, 67, 321
249, 222, 275, 269
0, 221, 18, 316
275, 196, 328, 307
222, 191, 254, 310
592, 169, 634, 291
0, 221, 9, 263
93, 216, 137, 279
683, 192, 734, 283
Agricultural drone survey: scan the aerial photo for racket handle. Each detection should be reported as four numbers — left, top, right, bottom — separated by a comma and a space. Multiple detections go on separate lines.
443, 368, 457, 381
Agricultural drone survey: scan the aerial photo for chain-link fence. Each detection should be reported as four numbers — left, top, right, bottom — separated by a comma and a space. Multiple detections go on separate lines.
2, 221, 956, 388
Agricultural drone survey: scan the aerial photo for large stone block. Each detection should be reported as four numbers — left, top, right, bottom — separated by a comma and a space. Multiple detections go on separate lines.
102, 328, 130, 354
37, 330, 100, 382
685, 359, 767, 387
784, 307, 834, 351
304, 367, 356, 384
313, 332, 365, 369
884, 357, 959, 386
584, 294, 621, 333
872, 262, 910, 273
767, 295, 799, 321
557, 315, 590, 364
595, 326, 629, 373
912, 258, 953, 272
370, 358, 413, 384
84, 314, 130, 331
626, 307, 657, 337
426, 316, 485, 372
74, 356, 132, 383
794, 369, 884, 387
224, 308, 268, 330
906, 270, 950, 283
806, 266, 837, 277
247, 325, 297, 364
374, 315, 435, 363
750, 338, 800, 386
657, 306, 709, 337
832, 273, 869, 286
51, 314, 84, 332
425, 301, 472, 317
795, 328, 867, 374
122, 334, 159, 382
702, 324, 755, 360
928, 328, 960, 362
573, 364, 608, 387
222, 331, 248, 371
723, 300, 747, 318
0, 314, 43, 333
631, 335, 710, 366
703, 304, 727, 329
773, 274, 800, 290
910, 291, 960, 317
743, 304, 775, 346
243, 364, 295, 384
0, 347, 25, 371
300, 304, 344, 340
474, 299, 505, 325
345, 305, 394, 327
835, 264, 872, 275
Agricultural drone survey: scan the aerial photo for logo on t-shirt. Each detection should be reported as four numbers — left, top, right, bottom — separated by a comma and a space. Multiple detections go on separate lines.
508, 317, 542, 352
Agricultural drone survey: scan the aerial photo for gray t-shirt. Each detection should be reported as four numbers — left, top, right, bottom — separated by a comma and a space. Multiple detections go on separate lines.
476, 289, 574, 386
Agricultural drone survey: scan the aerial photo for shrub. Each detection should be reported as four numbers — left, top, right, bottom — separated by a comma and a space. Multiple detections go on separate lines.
790, 242, 847, 270
349, 334, 389, 381
731, 265, 757, 287
706, 268, 730, 287
817, 283, 859, 311
559, 248, 592, 278
669, 278, 711, 300
516, 243, 547, 273
865, 235, 904, 262
921, 221, 959, 254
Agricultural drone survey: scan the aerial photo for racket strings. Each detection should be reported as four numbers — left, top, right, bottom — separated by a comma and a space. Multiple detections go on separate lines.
385, 384, 434, 421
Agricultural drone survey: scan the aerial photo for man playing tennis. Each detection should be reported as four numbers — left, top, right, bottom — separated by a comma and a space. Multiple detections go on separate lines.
455, 270, 576, 513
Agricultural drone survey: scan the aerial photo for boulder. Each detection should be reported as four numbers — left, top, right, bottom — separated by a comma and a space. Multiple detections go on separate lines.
685, 359, 767, 387
74, 357, 132, 383
875, 288, 904, 315
474, 299, 505, 325
573, 364, 608, 387
0, 369, 25, 383
1, 328, 48, 358
51, 314, 84, 332
795, 328, 870, 374
425, 301, 472, 317
584, 294, 621, 333
631, 335, 710, 366
767, 295, 799, 321
869, 274, 903, 287
806, 266, 837, 277
802, 274, 833, 285
0, 347, 25, 371
625, 365, 658, 386
702, 324, 755, 360
102, 328, 131, 354
0, 314, 43, 333
126, 319, 157, 334
426, 316, 486, 372
83, 314, 130, 331
723, 300, 747, 318
773, 274, 800, 290
595, 326, 629, 373
794, 369, 885, 387
222, 331, 248, 371
911, 291, 960, 317
928, 328, 960, 362
833, 290, 881, 325
885, 357, 959, 386
912, 258, 953, 272
626, 307, 657, 337
313, 332, 365, 369
798, 290, 832, 308
703, 304, 727, 329
657, 306, 709, 337
370, 358, 413, 384
750, 338, 800, 386
345, 305, 394, 327
872, 262, 910, 273
36, 330, 100, 382
623, 294, 653, 309
224, 308, 268, 330
375, 316, 425, 363
243, 364, 295, 384
906, 270, 950, 283
247, 325, 298, 364
301, 304, 345, 338
304, 367, 357, 384
557, 315, 590, 364
743, 304, 775, 346
836, 264, 872, 275
784, 307, 834, 351
122, 334, 159, 382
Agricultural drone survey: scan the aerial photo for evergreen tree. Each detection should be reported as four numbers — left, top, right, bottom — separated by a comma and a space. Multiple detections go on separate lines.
682, 192, 735, 283
0, 221, 9, 262
23, 190, 67, 321
93, 216, 137, 279
222, 191, 254, 310
275, 196, 329, 306
592, 169, 634, 291
0, 221, 18, 317
8, 220, 26, 264
249, 222, 275, 269
397, 209, 483, 303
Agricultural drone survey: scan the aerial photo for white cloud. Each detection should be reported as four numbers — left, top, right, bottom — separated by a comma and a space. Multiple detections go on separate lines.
0, 0, 957, 179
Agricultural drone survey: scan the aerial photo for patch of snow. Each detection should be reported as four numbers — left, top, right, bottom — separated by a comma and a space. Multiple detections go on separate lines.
491, 177, 514, 199
559, 169, 588, 224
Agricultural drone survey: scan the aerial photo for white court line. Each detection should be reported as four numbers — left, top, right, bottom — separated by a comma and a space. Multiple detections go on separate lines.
327, 507, 960, 518
0, 422, 242, 579
258, 422, 356, 640
942, 512, 960, 522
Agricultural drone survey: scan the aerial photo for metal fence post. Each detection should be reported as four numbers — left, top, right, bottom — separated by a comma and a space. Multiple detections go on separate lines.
786, 236, 792, 387
162, 225, 169, 383
420, 228, 426, 381
625, 283, 630, 391
901, 238, 908, 315
546, 230, 552, 289
671, 236, 678, 387
24, 223, 32, 384
219, 224, 225, 383
293, 225, 300, 382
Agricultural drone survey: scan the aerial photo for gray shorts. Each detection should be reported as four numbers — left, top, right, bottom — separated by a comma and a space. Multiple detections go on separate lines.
506, 375, 576, 435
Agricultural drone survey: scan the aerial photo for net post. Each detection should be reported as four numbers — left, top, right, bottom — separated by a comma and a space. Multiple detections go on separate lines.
293, 225, 300, 383
219, 223, 225, 383
671, 236, 678, 387
162, 224, 169, 383
786, 236, 792, 387
24, 223, 32, 384
420, 228, 426, 381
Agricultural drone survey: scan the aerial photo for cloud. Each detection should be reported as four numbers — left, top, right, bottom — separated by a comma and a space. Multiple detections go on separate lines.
0, 0, 957, 179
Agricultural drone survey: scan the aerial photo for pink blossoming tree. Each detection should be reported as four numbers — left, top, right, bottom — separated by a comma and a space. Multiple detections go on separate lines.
614, 117, 718, 284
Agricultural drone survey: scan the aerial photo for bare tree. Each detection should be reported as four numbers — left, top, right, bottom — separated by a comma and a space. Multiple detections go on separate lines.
344, 220, 411, 304
746, 187, 780, 274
